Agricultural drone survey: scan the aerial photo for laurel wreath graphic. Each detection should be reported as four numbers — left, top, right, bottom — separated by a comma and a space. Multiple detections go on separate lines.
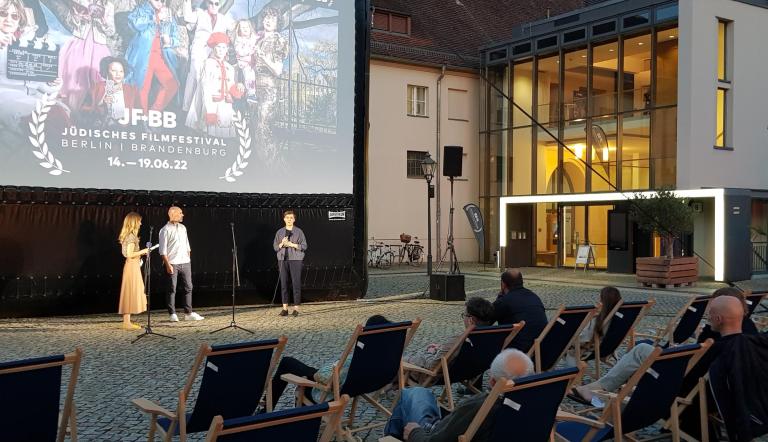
29, 93, 68, 176
220, 111, 252, 182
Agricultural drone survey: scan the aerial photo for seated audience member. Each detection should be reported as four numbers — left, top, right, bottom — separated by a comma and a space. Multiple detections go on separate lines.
269, 314, 391, 407
566, 286, 622, 365
406, 297, 495, 382
708, 310, 768, 441
569, 289, 747, 405
384, 349, 534, 442
493, 268, 548, 352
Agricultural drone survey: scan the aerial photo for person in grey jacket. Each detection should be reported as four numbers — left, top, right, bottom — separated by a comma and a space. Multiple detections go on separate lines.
273, 210, 307, 316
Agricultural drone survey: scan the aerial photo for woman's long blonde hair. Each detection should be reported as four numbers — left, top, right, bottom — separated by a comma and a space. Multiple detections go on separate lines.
119, 212, 142, 244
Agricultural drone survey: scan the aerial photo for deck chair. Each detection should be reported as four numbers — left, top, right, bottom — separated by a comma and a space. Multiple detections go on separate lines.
555, 342, 711, 442
0, 348, 83, 442
204, 395, 349, 442
583, 300, 655, 378
529, 304, 598, 372
282, 320, 421, 441
133, 337, 286, 442
460, 364, 585, 442
402, 322, 524, 412
746, 291, 767, 318
633, 295, 710, 347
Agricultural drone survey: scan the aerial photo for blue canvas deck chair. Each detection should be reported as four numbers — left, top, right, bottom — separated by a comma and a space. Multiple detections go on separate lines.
746, 291, 767, 318
583, 300, 655, 378
0, 347, 83, 442
529, 304, 598, 372
402, 322, 524, 412
204, 395, 349, 442
556, 342, 711, 442
282, 320, 421, 441
133, 337, 287, 442
633, 295, 710, 347
459, 364, 585, 442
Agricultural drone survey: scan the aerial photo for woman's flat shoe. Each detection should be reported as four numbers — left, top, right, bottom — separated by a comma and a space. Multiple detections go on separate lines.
122, 323, 141, 330
292, 310, 299, 317
567, 388, 593, 406
279, 309, 289, 317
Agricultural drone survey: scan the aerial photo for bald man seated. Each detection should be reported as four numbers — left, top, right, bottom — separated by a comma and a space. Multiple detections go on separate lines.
383, 349, 534, 442
570, 288, 747, 404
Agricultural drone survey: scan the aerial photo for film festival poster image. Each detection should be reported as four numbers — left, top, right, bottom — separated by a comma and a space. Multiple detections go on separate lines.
0, 0, 352, 193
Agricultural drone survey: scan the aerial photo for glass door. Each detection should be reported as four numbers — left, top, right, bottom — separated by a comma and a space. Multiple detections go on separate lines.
562, 205, 586, 267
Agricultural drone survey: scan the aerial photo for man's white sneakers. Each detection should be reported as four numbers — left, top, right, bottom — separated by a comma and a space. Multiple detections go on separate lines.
185, 312, 205, 321
169, 313, 179, 322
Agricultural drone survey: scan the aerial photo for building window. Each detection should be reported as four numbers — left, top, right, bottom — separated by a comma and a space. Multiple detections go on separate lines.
716, 19, 732, 149
406, 151, 428, 178
372, 10, 410, 35
407, 85, 428, 117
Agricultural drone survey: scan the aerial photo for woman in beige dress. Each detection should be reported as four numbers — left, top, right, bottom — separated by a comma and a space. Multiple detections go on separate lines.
118, 212, 149, 329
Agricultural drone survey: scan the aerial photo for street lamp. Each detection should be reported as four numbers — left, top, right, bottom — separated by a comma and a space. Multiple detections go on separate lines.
421, 153, 437, 278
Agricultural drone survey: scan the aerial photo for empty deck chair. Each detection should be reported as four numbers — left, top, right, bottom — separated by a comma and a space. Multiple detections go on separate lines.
0, 348, 83, 442
133, 337, 286, 442
529, 304, 598, 372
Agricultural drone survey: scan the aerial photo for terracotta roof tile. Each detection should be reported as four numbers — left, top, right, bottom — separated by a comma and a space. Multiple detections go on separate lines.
370, 0, 586, 68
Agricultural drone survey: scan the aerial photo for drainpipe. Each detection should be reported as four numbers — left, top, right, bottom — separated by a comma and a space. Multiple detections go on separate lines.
436, 64, 446, 266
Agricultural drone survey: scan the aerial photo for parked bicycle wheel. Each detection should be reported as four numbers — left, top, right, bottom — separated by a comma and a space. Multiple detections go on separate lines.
380, 251, 395, 268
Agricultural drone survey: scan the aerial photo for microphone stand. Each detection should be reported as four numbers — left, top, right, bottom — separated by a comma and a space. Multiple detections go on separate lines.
212, 222, 253, 334
133, 225, 175, 344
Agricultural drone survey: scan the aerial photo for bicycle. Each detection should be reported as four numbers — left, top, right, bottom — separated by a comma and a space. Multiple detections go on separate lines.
368, 239, 395, 268
397, 233, 425, 266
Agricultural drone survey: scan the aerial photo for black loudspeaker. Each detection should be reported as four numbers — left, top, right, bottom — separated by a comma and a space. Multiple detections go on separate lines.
443, 146, 463, 177
429, 273, 466, 301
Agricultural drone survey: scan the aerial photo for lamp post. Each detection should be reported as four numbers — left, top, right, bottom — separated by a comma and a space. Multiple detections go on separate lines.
421, 153, 437, 278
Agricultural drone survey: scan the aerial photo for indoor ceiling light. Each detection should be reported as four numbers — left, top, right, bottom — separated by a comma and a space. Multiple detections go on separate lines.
638, 42, 644, 45
573, 143, 584, 159
602, 146, 609, 162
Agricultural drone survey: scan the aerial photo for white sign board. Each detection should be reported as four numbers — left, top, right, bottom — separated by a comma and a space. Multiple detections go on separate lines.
575, 244, 596, 271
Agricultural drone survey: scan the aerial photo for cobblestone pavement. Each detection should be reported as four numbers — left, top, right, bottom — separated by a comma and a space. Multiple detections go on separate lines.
1, 269, 766, 441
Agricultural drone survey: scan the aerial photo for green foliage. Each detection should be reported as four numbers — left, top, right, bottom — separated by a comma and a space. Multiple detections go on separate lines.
630, 188, 694, 257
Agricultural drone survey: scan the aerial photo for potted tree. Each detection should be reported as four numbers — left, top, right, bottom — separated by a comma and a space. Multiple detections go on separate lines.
630, 189, 698, 287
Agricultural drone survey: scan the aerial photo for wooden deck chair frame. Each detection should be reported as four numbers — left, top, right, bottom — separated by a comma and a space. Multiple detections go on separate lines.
459, 362, 586, 442
633, 296, 710, 346
529, 304, 599, 373
204, 395, 349, 442
556, 340, 711, 442
133, 337, 286, 442
0, 347, 83, 442
591, 299, 655, 379
282, 319, 421, 442
401, 321, 524, 412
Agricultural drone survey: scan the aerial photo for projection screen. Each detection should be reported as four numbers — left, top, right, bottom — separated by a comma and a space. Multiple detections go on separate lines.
0, 0, 355, 193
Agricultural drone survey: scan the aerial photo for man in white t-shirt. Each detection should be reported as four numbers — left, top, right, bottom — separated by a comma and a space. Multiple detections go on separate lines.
158, 206, 203, 322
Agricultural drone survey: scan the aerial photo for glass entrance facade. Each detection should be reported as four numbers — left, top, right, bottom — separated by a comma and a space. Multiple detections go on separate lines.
479, 1, 679, 265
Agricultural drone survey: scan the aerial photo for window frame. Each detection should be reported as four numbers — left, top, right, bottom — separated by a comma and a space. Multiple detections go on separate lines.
372, 10, 411, 36
714, 18, 733, 150
407, 85, 429, 117
406, 150, 429, 179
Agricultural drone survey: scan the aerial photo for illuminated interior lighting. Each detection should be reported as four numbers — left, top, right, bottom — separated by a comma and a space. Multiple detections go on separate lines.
602, 146, 609, 162
498, 189, 726, 281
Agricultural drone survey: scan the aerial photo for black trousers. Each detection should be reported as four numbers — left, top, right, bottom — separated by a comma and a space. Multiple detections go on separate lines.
279, 260, 302, 305
166, 262, 193, 315
271, 356, 318, 406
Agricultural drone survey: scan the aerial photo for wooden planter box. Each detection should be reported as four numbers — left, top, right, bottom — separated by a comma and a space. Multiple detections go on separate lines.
636, 256, 699, 288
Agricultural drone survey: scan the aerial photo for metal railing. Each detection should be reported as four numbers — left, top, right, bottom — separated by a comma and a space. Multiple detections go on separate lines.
753, 242, 768, 274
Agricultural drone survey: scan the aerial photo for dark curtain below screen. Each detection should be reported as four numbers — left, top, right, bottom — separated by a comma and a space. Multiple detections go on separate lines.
0, 204, 359, 317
